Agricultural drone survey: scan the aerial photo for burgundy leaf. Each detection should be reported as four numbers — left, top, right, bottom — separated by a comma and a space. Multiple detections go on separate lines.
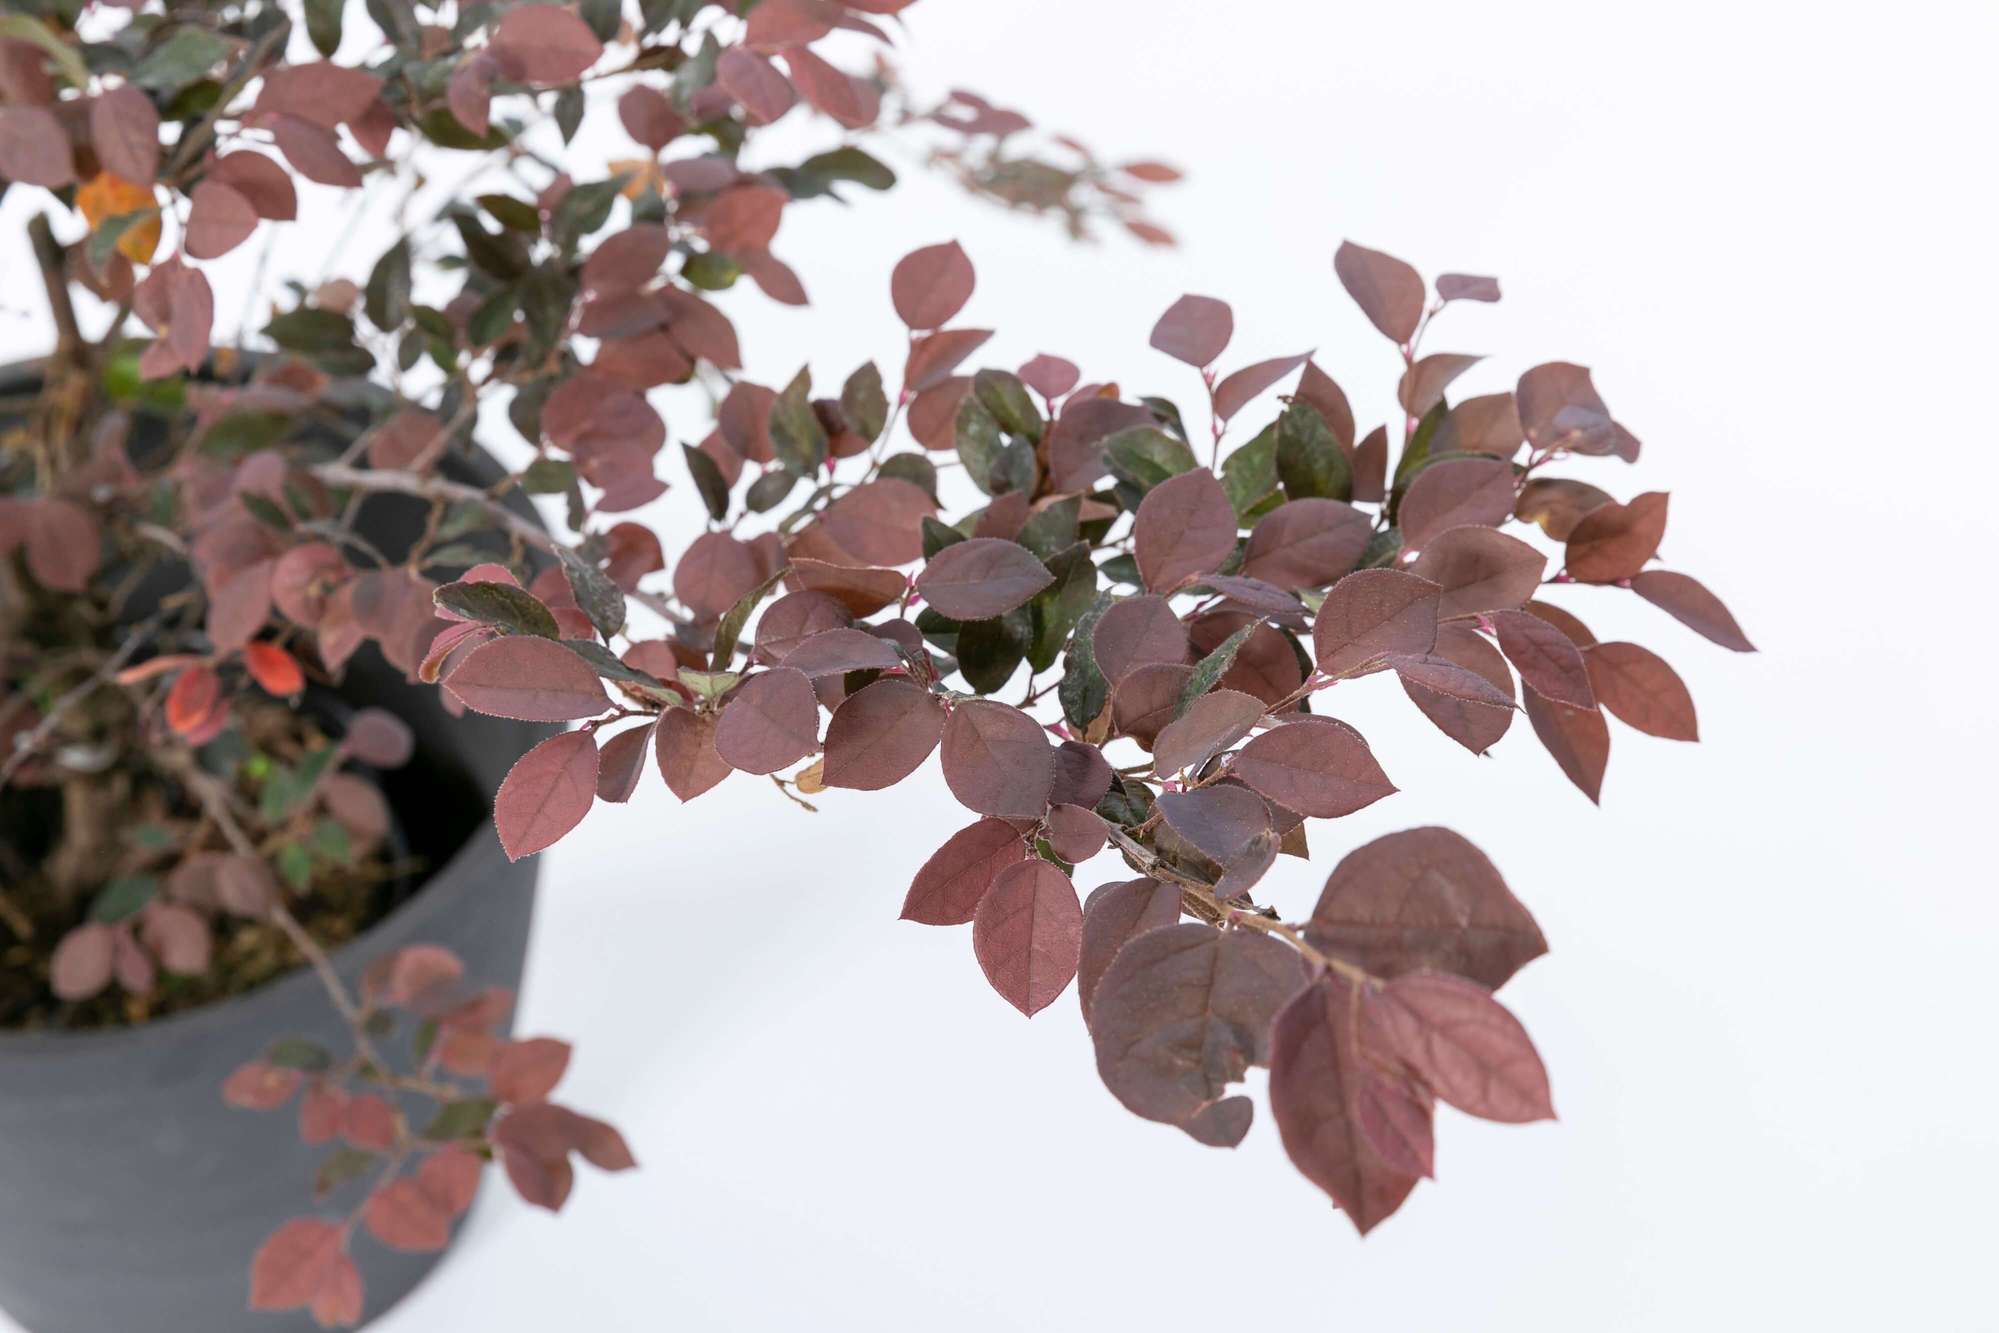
654, 708, 731, 801
1396, 352, 1483, 418
816, 478, 936, 567
716, 47, 797, 126
494, 730, 598, 861
782, 46, 877, 128
582, 224, 671, 294
1091, 924, 1307, 1142
1386, 654, 1513, 709
50, 923, 115, 1000
972, 860, 1083, 1016
1583, 641, 1698, 740
1044, 803, 1106, 863
1050, 740, 1114, 809
673, 531, 764, 619
1435, 392, 1525, 457
1148, 294, 1232, 367
890, 240, 975, 330
1151, 687, 1264, 776
1522, 685, 1610, 802
208, 152, 298, 220
1352, 425, 1388, 503
1240, 498, 1370, 590
1565, 492, 1669, 583
783, 558, 906, 617
184, 179, 258, 259
1077, 877, 1181, 1026
1489, 608, 1593, 708
1268, 975, 1421, 1232
1516, 362, 1639, 460
1134, 468, 1237, 592
1334, 240, 1424, 344
1524, 600, 1597, 648
255, 62, 383, 128
595, 722, 655, 803
1091, 594, 1190, 684
1353, 1068, 1437, 1178
492, 4, 604, 84
248, 1218, 346, 1313
1398, 625, 1514, 754
1018, 354, 1079, 400
755, 590, 852, 661
713, 667, 820, 773
1111, 663, 1193, 749
1155, 785, 1271, 866
1409, 526, 1546, 619
915, 538, 1051, 619
780, 626, 902, 677
269, 113, 360, 188
1437, 273, 1501, 303
490, 1037, 573, 1105
1311, 568, 1440, 676
939, 699, 1053, 817
363, 1179, 451, 1253
224, 1061, 302, 1111
1367, 973, 1554, 1122
1231, 720, 1396, 819
616, 85, 685, 149
446, 636, 610, 722
344, 707, 414, 767
1212, 351, 1311, 421
821, 677, 945, 789
1515, 476, 1612, 539
1296, 361, 1357, 450
901, 817, 1027, 925
1629, 570, 1755, 652
1305, 826, 1546, 988
91, 84, 159, 184
1397, 456, 1515, 548
0, 106, 74, 188
903, 328, 993, 392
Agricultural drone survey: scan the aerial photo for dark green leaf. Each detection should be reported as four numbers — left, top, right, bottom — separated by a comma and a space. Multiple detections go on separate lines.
922, 515, 967, 558
433, 581, 559, 638
683, 444, 731, 520
550, 177, 626, 251
365, 240, 413, 333
956, 610, 1030, 694
239, 492, 292, 532
131, 27, 233, 97
268, 1038, 334, 1072
477, 193, 542, 233
558, 548, 626, 639
1177, 624, 1255, 714
711, 569, 785, 671
1105, 426, 1199, 497
769, 368, 827, 475
90, 874, 157, 923
1221, 421, 1282, 519
1059, 592, 1118, 730
1276, 400, 1351, 502
1030, 541, 1098, 673
955, 395, 1003, 495
841, 362, 888, 442
422, 1097, 499, 1141
974, 369, 1043, 439
304, 0, 344, 55
681, 250, 741, 290
878, 452, 938, 500
745, 467, 800, 513
520, 458, 576, 495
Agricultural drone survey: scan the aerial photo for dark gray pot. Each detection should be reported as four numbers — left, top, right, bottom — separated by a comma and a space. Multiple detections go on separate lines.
0, 360, 550, 1332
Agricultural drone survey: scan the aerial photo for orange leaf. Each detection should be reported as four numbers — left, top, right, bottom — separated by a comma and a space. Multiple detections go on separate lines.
76, 172, 162, 264
244, 642, 305, 696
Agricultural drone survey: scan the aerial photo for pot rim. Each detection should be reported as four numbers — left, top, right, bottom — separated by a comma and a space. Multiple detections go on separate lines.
0, 355, 544, 1056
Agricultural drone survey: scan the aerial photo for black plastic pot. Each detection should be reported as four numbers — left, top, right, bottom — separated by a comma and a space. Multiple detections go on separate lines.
0, 360, 550, 1332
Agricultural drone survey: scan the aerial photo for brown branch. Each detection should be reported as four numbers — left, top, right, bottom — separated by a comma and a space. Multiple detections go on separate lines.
27, 213, 81, 359
0, 610, 167, 791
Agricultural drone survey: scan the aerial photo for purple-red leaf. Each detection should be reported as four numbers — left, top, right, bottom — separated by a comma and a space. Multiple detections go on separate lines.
1398, 456, 1515, 548
1134, 468, 1237, 592
184, 179, 258, 259
1583, 641, 1698, 740
915, 538, 1052, 619
594, 722, 654, 803
1522, 687, 1610, 802
1230, 720, 1396, 819
446, 637, 610, 722
1334, 240, 1424, 344
972, 860, 1082, 1016
91, 84, 159, 184
715, 47, 797, 126
1077, 877, 1181, 1026
890, 240, 975, 330
1629, 570, 1755, 652
1091, 924, 1306, 1142
1151, 687, 1264, 776
1306, 826, 1546, 988
654, 708, 731, 801
1268, 974, 1421, 1232
1437, 273, 1501, 303
1212, 352, 1311, 421
1240, 498, 1370, 590
901, 817, 1026, 925
1366, 972, 1554, 1122
713, 668, 820, 774
1409, 526, 1546, 619
492, 4, 604, 85
821, 677, 945, 789
1148, 294, 1232, 367
1516, 362, 1639, 460
494, 729, 598, 861
1311, 568, 1440, 676
1091, 594, 1190, 685
1565, 492, 1669, 583
939, 699, 1052, 817
0, 106, 75, 188
1489, 607, 1594, 709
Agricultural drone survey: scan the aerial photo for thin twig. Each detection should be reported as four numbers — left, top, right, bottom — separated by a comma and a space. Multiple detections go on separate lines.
0, 610, 168, 791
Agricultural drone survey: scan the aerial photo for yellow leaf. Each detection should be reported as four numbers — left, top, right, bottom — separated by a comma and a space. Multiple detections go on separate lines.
76, 173, 161, 264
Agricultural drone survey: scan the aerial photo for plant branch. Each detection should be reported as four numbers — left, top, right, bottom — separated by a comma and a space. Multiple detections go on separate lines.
0, 610, 167, 791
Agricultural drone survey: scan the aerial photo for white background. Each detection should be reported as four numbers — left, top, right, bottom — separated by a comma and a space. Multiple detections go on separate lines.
5, 1, 1997, 1328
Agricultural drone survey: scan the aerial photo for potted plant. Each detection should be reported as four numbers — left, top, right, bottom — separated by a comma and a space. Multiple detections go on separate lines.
0, 0, 1756, 1329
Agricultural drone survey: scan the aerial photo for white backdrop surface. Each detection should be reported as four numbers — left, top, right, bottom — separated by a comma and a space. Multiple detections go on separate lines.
4, 1, 1996, 1329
